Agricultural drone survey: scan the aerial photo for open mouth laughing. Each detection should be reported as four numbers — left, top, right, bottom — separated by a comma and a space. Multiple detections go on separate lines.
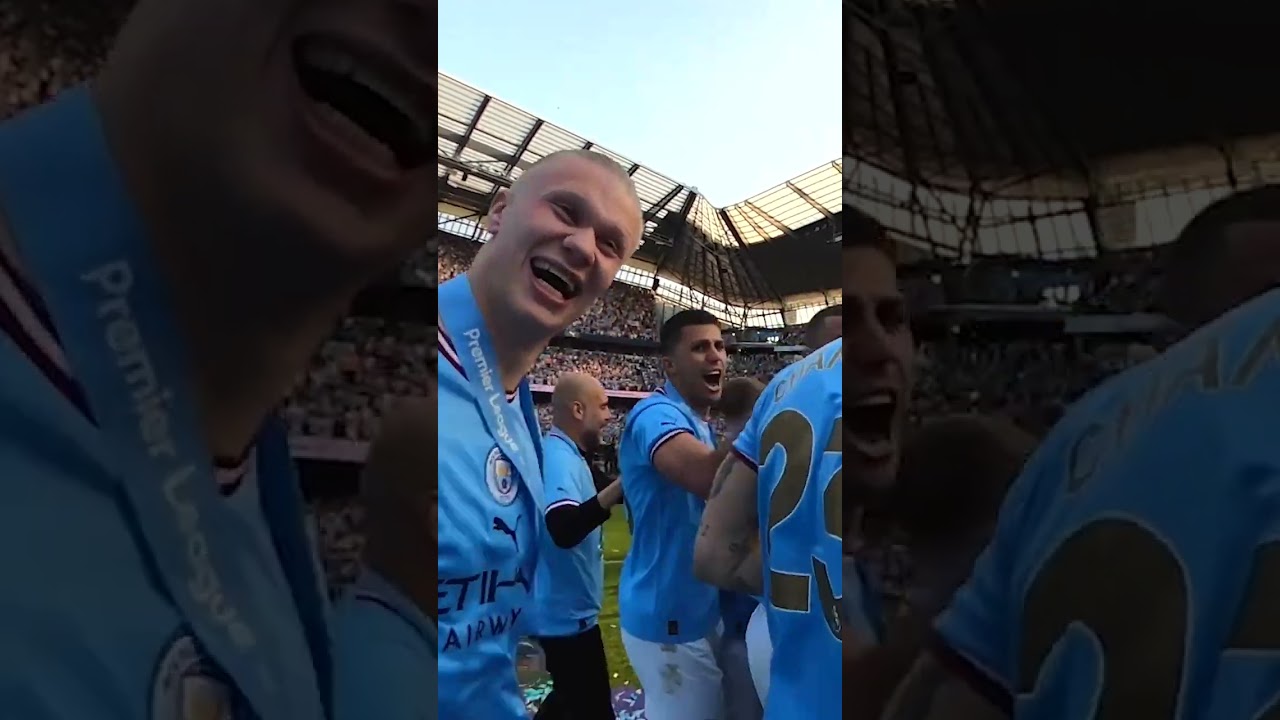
293, 35, 431, 174
530, 257, 583, 303
847, 391, 897, 460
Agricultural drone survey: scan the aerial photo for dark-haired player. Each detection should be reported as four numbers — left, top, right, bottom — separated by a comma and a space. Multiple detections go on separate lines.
880, 188, 1280, 719
617, 309, 733, 720
805, 304, 843, 350
437, 149, 643, 719
0, 1, 434, 717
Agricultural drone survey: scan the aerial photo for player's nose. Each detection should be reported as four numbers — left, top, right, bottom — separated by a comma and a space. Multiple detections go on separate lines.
561, 228, 595, 268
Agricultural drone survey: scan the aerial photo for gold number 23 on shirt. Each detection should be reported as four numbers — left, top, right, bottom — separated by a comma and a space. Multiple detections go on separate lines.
761, 409, 842, 639
1021, 518, 1280, 719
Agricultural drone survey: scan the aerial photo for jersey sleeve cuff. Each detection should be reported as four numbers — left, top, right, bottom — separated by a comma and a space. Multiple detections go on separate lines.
930, 630, 1014, 715
545, 498, 580, 513
648, 427, 692, 462
730, 446, 757, 471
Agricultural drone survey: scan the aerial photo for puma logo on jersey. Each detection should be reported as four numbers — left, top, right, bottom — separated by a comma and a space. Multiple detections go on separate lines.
493, 515, 521, 550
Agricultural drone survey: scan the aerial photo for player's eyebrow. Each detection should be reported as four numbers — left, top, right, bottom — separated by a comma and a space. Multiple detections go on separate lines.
545, 189, 627, 250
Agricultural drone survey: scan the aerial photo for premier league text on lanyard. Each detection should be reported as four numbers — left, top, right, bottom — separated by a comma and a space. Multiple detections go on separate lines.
0, 89, 323, 719
438, 275, 544, 504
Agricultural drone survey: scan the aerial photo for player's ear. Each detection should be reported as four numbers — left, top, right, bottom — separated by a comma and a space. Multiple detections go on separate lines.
486, 189, 512, 236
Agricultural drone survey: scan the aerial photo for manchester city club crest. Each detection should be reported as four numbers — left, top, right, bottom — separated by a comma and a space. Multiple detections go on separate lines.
151, 633, 239, 720
485, 445, 519, 505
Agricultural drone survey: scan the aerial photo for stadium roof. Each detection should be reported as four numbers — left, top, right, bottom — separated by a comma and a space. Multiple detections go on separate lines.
848, 0, 1280, 260
722, 161, 843, 246
438, 72, 841, 303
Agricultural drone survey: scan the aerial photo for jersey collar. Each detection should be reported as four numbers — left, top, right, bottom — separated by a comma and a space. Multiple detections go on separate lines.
658, 380, 709, 421
548, 425, 585, 458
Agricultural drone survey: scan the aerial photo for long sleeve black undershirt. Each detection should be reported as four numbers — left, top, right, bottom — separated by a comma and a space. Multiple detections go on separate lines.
545, 497, 612, 549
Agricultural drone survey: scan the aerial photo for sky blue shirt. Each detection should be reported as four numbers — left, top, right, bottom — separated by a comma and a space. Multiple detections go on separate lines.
733, 340, 843, 720
0, 86, 334, 720
0, 84, 451, 720
618, 381, 720, 644
334, 572, 437, 720
937, 289, 1280, 719
534, 427, 605, 637
436, 289, 544, 720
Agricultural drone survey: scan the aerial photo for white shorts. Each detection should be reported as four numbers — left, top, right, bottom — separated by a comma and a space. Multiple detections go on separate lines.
622, 625, 724, 720
745, 604, 772, 706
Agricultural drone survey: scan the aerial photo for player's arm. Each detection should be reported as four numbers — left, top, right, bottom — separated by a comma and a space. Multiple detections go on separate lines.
634, 403, 733, 499
651, 432, 734, 499
692, 453, 762, 595
872, 652, 1008, 720
545, 471, 623, 549
857, 549, 1016, 720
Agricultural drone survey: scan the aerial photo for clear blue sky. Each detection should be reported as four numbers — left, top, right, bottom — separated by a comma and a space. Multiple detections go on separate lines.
438, 0, 840, 206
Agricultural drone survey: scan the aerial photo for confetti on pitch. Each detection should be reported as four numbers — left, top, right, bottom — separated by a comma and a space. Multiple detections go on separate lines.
522, 681, 647, 718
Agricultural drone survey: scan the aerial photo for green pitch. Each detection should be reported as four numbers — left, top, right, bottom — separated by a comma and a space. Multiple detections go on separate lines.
601, 509, 637, 688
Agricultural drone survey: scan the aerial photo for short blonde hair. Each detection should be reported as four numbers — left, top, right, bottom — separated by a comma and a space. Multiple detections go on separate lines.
516, 149, 638, 202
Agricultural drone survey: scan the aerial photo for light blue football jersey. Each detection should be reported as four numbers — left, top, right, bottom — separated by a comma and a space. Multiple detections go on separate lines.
437, 275, 545, 720
534, 427, 605, 637
0, 88, 332, 719
618, 381, 720, 644
333, 571, 437, 720
733, 339, 843, 720
937, 289, 1280, 719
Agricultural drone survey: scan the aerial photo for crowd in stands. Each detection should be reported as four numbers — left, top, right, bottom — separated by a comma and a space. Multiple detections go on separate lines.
912, 336, 1143, 436
283, 318, 435, 442
533, 348, 663, 392
0, 2, 127, 121
436, 233, 472, 285
1077, 251, 1161, 313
